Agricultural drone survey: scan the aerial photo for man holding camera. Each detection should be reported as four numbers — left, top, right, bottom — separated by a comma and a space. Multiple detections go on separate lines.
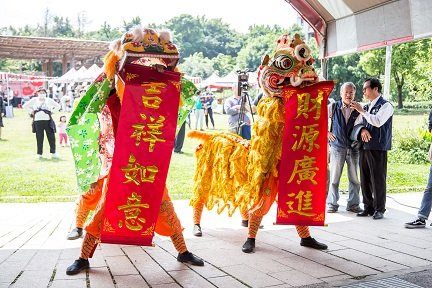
224, 84, 254, 140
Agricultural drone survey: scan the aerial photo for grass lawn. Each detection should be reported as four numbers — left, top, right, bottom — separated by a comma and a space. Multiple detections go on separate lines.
0, 107, 429, 202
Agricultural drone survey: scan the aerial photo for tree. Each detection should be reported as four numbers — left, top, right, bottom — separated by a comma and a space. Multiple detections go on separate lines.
359, 41, 423, 109
212, 54, 236, 76
52, 16, 75, 37
179, 52, 214, 78
165, 15, 205, 60
122, 17, 142, 32
76, 11, 88, 38
236, 34, 276, 70
42, 8, 51, 37
202, 18, 241, 58
85, 22, 121, 41
405, 38, 432, 101
328, 53, 369, 100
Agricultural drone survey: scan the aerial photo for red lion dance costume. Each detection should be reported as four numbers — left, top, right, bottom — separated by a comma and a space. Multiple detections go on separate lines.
65, 27, 204, 276
189, 34, 334, 253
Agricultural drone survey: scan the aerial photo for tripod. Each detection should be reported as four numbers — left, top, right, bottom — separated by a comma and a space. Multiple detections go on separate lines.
236, 90, 255, 137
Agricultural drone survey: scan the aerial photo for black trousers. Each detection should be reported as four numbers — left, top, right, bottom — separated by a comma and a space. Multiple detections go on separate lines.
174, 121, 186, 153
359, 149, 387, 213
34, 120, 56, 155
205, 108, 215, 128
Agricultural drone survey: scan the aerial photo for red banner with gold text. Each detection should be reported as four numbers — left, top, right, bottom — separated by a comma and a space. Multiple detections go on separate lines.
101, 65, 181, 245
276, 81, 334, 226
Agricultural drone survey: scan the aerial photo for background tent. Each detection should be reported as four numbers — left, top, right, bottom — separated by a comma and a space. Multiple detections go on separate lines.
49, 68, 78, 84
287, 0, 432, 58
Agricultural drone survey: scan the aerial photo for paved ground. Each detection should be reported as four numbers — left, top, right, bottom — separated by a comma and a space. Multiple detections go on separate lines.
1, 193, 432, 288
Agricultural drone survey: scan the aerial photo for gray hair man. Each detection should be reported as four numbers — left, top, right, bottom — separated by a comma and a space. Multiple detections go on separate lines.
327, 82, 363, 213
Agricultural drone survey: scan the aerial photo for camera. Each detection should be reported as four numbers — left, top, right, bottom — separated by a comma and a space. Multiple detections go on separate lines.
237, 69, 250, 95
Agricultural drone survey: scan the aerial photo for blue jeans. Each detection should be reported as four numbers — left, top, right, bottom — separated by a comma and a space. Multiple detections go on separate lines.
327, 146, 361, 210
241, 125, 251, 140
418, 165, 432, 220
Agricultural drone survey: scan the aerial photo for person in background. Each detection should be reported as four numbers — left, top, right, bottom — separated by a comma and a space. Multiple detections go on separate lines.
58, 115, 69, 147
350, 78, 394, 220
174, 121, 186, 154
23, 88, 61, 159
405, 109, 432, 228
194, 93, 205, 131
203, 92, 215, 129
224, 86, 254, 140
327, 82, 363, 213
0, 96, 5, 139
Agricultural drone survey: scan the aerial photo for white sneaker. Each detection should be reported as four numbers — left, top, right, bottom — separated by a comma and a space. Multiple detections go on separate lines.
37, 154, 43, 160
51, 153, 59, 160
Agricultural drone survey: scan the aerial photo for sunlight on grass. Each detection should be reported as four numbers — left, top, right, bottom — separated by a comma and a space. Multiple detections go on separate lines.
0, 108, 430, 202
0, 108, 229, 202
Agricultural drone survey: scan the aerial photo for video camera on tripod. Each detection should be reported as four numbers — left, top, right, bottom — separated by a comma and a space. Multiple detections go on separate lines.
235, 69, 254, 136
236, 69, 251, 96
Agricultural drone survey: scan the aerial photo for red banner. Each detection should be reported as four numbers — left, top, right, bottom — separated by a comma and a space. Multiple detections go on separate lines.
276, 81, 334, 226
100, 65, 181, 246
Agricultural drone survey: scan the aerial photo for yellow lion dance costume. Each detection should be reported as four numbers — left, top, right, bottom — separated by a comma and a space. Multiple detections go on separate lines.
189, 33, 329, 253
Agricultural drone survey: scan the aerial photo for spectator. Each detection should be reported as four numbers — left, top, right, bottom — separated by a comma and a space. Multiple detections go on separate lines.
0, 96, 5, 139
351, 78, 394, 220
326, 82, 362, 213
405, 109, 432, 228
194, 94, 205, 131
58, 115, 69, 147
203, 92, 215, 129
174, 121, 186, 154
23, 88, 61, 160
224, 87, 254, 140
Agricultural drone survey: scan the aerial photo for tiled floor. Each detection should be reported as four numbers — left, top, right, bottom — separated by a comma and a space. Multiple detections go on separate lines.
1, 193, 432, 287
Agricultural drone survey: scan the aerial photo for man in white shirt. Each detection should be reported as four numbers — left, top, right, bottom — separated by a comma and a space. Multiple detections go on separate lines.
350, 78, 394, 220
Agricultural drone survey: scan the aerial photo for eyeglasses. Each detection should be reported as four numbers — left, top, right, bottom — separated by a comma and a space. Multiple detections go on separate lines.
362, 86, 370, 92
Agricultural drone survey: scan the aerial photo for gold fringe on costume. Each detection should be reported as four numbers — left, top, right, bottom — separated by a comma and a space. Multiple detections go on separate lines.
188, 131, 250, 216
188, 96, 285, 217
239, 96, 285, 202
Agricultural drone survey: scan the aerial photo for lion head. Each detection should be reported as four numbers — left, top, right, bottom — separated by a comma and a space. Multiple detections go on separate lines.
258, 34, 318, 97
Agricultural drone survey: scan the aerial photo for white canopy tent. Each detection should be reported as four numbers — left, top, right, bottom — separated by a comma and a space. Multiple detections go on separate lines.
286, 0, 432, 98
49, 67, 78, 84
286, 0, 432, 58
82, 64, 102, 81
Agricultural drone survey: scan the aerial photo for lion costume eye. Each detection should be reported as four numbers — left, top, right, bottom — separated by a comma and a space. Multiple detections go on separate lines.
294, 44, 311, 62
271, 55, 294, 71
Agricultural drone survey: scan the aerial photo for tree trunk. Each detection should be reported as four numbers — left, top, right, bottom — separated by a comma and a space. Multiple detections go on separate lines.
393, 71, 404, 109
397, 85, 403, 109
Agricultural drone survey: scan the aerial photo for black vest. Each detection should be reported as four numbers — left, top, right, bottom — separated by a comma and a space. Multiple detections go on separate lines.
362, 96, 393, 151
330, 100, 360, 149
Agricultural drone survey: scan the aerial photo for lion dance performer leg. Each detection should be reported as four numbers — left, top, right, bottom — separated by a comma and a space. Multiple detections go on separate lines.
66, 27, 204, 275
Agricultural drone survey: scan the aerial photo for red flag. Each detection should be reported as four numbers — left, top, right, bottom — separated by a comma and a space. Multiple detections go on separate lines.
101, 65, 181, 245
277, 81, 334, 226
